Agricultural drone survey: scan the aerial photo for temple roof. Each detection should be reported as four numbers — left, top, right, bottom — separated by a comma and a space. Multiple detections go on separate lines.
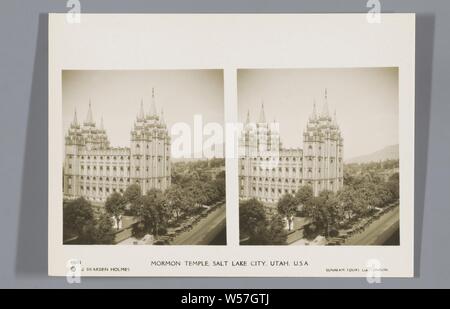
258, 102, 266, 123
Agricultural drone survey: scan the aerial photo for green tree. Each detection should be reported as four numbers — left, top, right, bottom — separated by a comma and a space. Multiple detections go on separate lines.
63, 197, 115, 244
165, 184, 188, 221
336, 187, 357, 220
277, 193, 297, 231
294, 185, 314, 209
264, 214, 287, 245
214, 170, 226, 201
239, 198, 267, 242
63, 197, 94, 241
240, 199, 288, 245
135, 189, 169, 237
105, 192, 127, 228
303, 190, 339, 237
189, 180, 209, 207
386, 172, 399, 201
85, 213, 115, 244
124, 184, 142, 208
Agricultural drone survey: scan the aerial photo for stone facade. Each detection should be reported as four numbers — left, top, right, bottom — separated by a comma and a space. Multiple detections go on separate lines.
239, 90, 344, 204
63, 89, 171, 203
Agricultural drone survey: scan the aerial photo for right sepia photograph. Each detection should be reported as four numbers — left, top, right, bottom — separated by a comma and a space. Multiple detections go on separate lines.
238, 68, 399, 246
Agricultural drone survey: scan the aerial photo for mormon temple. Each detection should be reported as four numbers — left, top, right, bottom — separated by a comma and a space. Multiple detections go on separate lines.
63, 89, 171, 203
239, 89, 344, 204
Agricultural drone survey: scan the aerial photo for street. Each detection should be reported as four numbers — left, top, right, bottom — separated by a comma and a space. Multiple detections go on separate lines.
171, 204, 226, 245
344, 206, 399, 245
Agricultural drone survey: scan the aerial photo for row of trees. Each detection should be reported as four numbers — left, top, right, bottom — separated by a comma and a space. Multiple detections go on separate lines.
106, 173, 226, 239
345, 159, 399, 175
277, 172, 400, 239
240, 170, 400, 244
171, 160, 226, 208
63, 160, 226, 244
63, 198, 115, 244
239, 198, 287, 245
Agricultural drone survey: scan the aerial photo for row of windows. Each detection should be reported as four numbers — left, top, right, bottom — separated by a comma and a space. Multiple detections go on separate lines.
68, 155, 129, 160
67, 154, 169, 161
68, 165, 170, 172
245, 177, 301, 184
244, 156, 302, 162
243, 173, 343, 183
134, 143, 170, 149
304, 156, 342, 163
307, 145, 343, 152
244, 166, 342, 173
79, 165, 128, 171
132, 155, 168, 161
74, 178, 169, 192
82, 176, 130, 182
249, 166, 301, 172
75, 186, 124, 194
71, 175, 168, 182
243, 156, 342, 163
245, 187, 297, 195
67, 176, 169, 183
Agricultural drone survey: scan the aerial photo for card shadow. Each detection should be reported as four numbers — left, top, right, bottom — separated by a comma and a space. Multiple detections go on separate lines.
16, 13, 48, 277
414, 13, 434, 278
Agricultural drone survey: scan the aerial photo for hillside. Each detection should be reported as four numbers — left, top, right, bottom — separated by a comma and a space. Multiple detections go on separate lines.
346, 144, 399, 164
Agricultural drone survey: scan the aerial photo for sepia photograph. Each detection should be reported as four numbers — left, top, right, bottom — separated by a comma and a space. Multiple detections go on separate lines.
62, 70, 226, 246
48, 13, 414, 277
238, 68, 400, 246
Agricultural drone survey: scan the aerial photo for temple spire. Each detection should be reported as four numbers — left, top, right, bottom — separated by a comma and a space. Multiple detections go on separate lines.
311, 100, 317, 120
333, 109, 338, 126
150, 87, 157, 116
139, 99, 145, 119
100, 116, 104, 130
245, 109, 250, 124
72, 108, 78, 126
85, 100, 94, 124
322, 88, 329, 117
258, 102, 266, 123
160, 108, 165, 124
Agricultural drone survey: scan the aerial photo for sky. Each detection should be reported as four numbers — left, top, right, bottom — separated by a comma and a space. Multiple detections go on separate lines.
63, 70, 224, 158
237, 68, 399, 160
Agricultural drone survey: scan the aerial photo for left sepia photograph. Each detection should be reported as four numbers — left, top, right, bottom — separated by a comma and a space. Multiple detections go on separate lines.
62, 70, 226, 246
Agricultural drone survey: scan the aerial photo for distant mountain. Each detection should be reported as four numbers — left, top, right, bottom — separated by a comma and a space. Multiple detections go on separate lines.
346, 144, 399, 164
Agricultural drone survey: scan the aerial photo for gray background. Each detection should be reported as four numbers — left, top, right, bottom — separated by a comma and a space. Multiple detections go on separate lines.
0, 0, 448, 288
